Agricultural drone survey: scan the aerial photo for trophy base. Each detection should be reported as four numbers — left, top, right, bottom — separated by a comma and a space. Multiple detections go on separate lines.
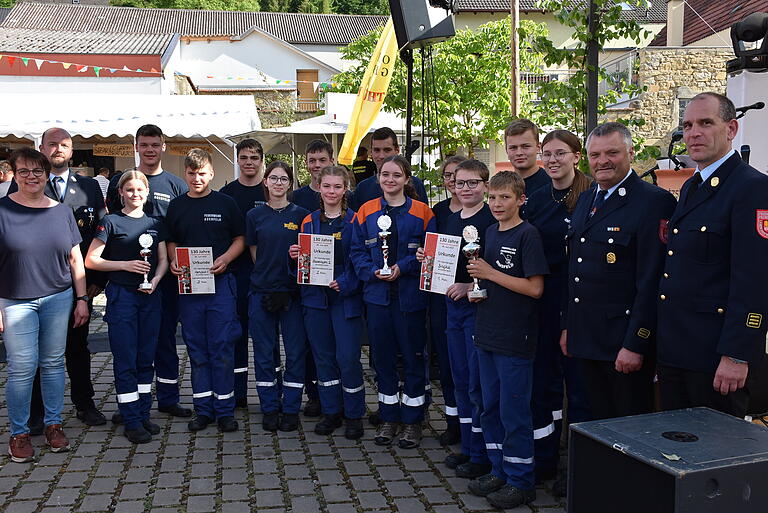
138, 283, 153, 291
468, 289, 487, 300
379, 267, 393, 276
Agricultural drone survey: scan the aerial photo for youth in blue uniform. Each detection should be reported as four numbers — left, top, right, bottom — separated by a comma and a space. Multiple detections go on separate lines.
434, 160, 496, 479
85, 171, 168, 444
219, 138, 267, 408
563, 123, 676, 421
247, 162, 309, 432
106, 125, 191, 420
466, 171, 549, 510
427, 156, 465, 447
525, 130, 593, 495
290, 140, 339, 417
657, 93, 768, 417
351, 155, 435, 449
166, 149, 245, 433
503, 120, 549, 211
349, 127, 429, 211
290, 166, 365, 440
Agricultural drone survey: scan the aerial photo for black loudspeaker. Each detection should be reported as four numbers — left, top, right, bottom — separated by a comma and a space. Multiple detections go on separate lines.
388, 0, 456, 50
568, 408, 768, 513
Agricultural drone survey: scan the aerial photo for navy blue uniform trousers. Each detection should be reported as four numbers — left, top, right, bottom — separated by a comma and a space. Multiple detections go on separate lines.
178, 274, 240, 419
249, 291, 307, 414
105, 283, 162, 430
155, 273, 180, 408
367, 299, 427, 425
478, 348, 535, 491
429, 293, 458, 425
304, 296, 365, 419
531, 271, 591, 473
446, 297, 489, 464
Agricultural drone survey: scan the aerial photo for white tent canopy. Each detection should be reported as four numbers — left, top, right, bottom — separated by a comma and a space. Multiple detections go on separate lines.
237, 92, 411, 155
0, 94, 261, 141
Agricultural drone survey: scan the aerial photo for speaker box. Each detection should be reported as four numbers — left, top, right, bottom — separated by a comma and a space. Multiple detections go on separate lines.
388, 0, 456, 51
568, 408, 768, 513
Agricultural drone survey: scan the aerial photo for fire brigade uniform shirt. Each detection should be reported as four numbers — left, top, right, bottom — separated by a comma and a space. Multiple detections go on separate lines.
94, 212, 166, 287
107, 170, 188, 219
246, 203, 309, 292
444, 204, 496, 284
165, 191, 244, 267
219, 180, 266, 271
474, 221, 549, 358
524, 168, 550, 198
431, 197, 456, 234
0, 198, 82, 299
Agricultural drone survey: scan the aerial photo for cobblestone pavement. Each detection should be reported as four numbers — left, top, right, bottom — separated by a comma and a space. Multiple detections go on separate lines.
0, 299, 566, 513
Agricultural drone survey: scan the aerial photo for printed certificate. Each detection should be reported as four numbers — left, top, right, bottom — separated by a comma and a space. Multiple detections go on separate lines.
297, 233, 335, 286
419, 232, 462, 294
175, 247, 216, 294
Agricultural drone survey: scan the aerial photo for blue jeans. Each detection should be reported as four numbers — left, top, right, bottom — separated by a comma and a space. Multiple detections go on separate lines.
0, 288, 73, 436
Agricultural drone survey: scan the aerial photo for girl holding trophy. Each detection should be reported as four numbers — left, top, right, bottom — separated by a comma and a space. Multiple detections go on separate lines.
85, 171, 168, 444
350, 155, 435, 449
289, 166, 365, 440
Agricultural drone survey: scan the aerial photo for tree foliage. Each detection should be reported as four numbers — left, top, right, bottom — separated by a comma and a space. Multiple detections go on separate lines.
332, 19, 548, 157
531, 0, 659, 160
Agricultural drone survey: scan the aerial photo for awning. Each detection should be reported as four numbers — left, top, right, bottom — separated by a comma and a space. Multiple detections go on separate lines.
0, 94, 261, 141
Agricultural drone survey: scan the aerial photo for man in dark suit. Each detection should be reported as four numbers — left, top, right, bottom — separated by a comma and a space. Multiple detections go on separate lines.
657, 92, 768, 418
562, 122, 676, 420
23, 127, 107, 430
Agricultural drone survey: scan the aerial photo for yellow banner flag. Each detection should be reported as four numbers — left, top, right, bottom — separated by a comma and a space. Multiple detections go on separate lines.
337, 18, 399, 166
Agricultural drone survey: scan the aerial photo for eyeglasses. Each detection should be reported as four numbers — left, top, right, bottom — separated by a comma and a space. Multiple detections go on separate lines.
442, 172, 455, 181
540, 151, 573, 161
267, 175, 290, 184
16, 168, 45, 177
455, 179, 484, 190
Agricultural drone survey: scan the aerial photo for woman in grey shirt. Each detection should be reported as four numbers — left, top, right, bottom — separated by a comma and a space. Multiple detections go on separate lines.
0, 147, 89, 463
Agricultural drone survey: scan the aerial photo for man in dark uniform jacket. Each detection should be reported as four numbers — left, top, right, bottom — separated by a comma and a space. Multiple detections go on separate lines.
12, 128, 108, 429
657, 92, 768, 418
562, 122, 676, 420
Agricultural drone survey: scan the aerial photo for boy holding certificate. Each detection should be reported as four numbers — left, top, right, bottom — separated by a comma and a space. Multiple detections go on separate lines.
166, 149, 245, 433
465, 171, 548, 510
419, 160, 496, 477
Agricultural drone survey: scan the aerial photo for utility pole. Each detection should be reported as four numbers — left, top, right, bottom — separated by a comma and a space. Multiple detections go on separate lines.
586, 0, 599, 135
510, 0, 520, 117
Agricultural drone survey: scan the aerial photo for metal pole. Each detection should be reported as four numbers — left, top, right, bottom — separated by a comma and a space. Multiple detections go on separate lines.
402, 48, 414, 161
510, 0, 520, 117
586, 0, 599, 135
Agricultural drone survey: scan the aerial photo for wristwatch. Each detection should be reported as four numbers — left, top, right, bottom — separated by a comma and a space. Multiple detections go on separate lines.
728, 356, 748, 365
76, 295, 90, 302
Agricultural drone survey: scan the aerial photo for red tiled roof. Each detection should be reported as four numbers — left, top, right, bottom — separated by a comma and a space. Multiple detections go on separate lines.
650, 0, 768, 46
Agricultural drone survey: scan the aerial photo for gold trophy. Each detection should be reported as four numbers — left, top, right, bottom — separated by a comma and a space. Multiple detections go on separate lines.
462, 225, 487, 299
138, 233, 154, 291
377, 215, 393, 276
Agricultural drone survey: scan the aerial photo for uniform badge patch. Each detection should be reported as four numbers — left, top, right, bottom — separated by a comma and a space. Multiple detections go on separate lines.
757, 211, 768, 240
659, 219, 669, 244
637, 328, 651, 339
606, 252, 616, 264
747, 313, 762, 329
284, 222, 298, 230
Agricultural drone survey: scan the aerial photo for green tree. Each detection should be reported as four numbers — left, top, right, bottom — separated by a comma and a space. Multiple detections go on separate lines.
531, 0, 658, 161
332, 18, 547, 158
